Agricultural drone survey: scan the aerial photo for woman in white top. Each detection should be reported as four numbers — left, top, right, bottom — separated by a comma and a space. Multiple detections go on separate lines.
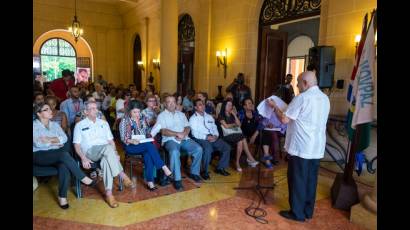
116, 90, 130, 119
113, 90, 131, 132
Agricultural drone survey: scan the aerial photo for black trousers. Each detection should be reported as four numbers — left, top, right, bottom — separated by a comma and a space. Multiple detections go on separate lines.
287, 155, 320, 220
33, 144, 86, 197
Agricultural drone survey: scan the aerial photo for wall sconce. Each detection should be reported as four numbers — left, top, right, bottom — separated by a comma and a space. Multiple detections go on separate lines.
137, 61, 145, 71
152, 59, 160, 70
216, 48, 227, 78
354, 34, 361, 50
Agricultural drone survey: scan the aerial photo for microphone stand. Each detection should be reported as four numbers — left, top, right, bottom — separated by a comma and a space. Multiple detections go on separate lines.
234, 128, 275, 204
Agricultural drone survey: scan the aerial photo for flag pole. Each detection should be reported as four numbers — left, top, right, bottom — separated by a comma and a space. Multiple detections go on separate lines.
343, 8, 375, 183
343, 125, 361, 182
330, 8, 376, 211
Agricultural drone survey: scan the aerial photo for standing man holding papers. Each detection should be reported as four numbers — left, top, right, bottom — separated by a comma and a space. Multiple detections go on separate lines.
267, 71, 330, 222
119, 100, 174, 191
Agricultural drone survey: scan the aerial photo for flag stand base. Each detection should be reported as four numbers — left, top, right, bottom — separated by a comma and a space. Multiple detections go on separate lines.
331, 173, 360, 211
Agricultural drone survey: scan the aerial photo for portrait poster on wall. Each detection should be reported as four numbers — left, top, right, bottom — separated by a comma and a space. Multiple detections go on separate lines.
75, 67, 91, 84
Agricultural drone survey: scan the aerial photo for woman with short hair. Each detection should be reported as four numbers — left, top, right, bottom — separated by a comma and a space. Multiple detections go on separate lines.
119, 100, 174, 191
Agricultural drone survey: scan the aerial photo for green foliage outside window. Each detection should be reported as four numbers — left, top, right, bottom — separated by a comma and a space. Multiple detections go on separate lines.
40, 38, 76, 82
41, 56, 76, 82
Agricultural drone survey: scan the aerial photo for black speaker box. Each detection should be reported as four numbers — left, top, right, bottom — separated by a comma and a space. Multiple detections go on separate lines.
308, 46, 336, 88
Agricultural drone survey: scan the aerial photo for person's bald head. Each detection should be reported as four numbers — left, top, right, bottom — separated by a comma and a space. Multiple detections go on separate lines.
297, 71, 317, 92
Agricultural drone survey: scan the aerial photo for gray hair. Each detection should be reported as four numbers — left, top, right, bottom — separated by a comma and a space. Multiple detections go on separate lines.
84, 101, 97, 110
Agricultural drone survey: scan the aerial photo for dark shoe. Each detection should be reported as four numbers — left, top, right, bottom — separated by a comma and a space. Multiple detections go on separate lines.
201, 172, 210, 180
278, 210, 305, 222
59, 203, 69, 209
173, 180, 184, 191
159, 176, 171, 186
272, 160, 279, 165
188, 174, 202, 183
214, 168, 230, 176
166, 173, 175, 182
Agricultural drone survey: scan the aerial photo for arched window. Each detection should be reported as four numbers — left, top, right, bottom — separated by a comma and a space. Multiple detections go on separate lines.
40, 38, 77, 82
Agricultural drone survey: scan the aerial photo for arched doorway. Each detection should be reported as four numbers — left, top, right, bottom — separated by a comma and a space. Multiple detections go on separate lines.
178, 14, 195, 96
286, 35, 315, 96
133, 34, 142, 91
255, 0, 321, 102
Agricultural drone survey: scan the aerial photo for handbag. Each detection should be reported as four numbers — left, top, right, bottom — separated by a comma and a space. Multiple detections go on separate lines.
221, 125, 243, 136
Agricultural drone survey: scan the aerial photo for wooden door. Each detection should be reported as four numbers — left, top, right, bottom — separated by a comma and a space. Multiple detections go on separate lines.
256, 27, 288, 103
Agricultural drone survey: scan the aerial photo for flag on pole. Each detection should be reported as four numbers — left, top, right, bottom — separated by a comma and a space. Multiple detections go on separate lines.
346, 9, 377, 152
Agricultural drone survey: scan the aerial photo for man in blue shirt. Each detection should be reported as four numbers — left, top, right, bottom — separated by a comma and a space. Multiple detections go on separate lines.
60, 86, 84, 129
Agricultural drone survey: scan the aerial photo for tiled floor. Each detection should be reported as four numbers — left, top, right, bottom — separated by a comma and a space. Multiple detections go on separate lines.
33, 156, 373, 229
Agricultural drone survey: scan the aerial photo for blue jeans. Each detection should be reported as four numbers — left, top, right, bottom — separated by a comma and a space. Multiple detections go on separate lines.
123, 142, 165, 182
164, 139, 203, 181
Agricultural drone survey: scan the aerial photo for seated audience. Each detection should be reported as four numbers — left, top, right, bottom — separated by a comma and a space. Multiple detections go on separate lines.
182, 89, 195, 114
218, 99, 258, 172
46, 95, 69, 134
189, 99, 231, 179
197, 92, 215, 116
157, 95, 203, 190
92, 83, 106, 110
102, 88, 117, 127
73, 101, 135, 208
142, 95, 161, 134
60, 86, 84, 129
119, 100, 174, 191
33, 91, 45, 106
33, 103, 95, 209
174, 93, 184, 112
75, 95, 106, 124
238, 98, 278, 168
113, 90, 131, 131
215, 92, 237, 116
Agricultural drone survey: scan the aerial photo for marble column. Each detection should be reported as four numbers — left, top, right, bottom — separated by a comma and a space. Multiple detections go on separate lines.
160, 0, 178, 94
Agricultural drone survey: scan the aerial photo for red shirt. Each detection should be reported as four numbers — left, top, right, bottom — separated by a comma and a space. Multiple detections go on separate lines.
49, 78, 74, 101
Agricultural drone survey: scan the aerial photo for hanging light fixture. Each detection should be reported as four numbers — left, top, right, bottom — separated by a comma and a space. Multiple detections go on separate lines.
68, 0, 83, 42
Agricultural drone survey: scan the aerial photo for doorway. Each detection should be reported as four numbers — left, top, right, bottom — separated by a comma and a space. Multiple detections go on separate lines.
256, 0, 321, 102
178, 14, 195, 96
256, 27, 288, 102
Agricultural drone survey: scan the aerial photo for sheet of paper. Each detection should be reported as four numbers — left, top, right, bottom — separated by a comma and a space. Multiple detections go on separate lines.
138, 138, 154, 143
131, 135, 146, 140
131, 135, 154, 143
256, 95, 288, 119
